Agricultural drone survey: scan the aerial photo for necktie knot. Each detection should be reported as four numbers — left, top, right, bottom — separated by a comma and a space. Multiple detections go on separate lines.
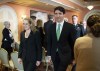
58, 24, 61, 29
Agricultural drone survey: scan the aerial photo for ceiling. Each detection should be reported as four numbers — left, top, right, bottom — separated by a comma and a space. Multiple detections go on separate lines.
0, 0, 79, 11
84, 0, 100, 2
69, 0, 100, 7
0, 0, 100, 11
9, 0, 55, 11
0, 0, 14, 4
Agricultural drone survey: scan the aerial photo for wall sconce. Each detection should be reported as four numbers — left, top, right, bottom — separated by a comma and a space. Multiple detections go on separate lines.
21, 15, 26, 19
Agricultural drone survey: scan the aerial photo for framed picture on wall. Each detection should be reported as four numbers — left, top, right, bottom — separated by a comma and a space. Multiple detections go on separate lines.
30, 10, 48, 26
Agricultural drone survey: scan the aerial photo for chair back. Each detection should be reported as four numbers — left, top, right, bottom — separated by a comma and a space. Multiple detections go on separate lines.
11, 51, 24, 71
0, 48, 9, 66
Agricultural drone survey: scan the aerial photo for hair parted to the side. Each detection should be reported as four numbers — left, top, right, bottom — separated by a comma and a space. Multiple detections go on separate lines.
24, 18, 37, 32
87, 15, 100, 37
54, 6, 65, 14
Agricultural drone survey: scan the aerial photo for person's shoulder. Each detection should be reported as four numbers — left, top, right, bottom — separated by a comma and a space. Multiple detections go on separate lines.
44, 21, 47, 25
44, 21, 48, 27
76, 37, 84, 43
33, 30, 40, 35
64, 21, 73, 26
3, 28, 8, 31
78, 24, 83, 27
44, 20, 52, 24
75, 35, 91, 44
64, 22, 75, 29
2, 28, 9, 33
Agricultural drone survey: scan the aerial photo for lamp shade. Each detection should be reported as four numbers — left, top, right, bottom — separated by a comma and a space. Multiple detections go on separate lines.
87, 5, 94, 10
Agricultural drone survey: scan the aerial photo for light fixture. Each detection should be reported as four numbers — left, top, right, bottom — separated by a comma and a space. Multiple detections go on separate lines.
86, 0, 94, 10
21, 15, 26, 19
87, 5, 94, 10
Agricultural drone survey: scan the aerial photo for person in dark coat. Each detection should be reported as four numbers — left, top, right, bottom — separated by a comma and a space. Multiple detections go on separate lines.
1, 21, 14, 59
36, 19, 44, 47
18, 18, 42, 71
72, 15, 85, 38
44, 14, 53, 50
47, 6, 76, 71
71, 15, 85, 71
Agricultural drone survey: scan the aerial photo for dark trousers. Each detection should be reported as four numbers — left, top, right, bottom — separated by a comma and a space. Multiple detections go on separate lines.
71, 64, 76, 71
53, 52, 68, 71
23, 59, 36, 71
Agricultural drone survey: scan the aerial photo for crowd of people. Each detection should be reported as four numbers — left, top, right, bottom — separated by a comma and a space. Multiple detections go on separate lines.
1, 6, 100, 71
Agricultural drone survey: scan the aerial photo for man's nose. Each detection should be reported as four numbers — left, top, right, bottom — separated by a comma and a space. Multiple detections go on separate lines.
56, 14, 60, 17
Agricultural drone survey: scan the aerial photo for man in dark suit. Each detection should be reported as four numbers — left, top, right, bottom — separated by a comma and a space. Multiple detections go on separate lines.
47, 6, 76, 71
71, 15, 85, 71
44, 14, 53, 50
72, 15, 85, 38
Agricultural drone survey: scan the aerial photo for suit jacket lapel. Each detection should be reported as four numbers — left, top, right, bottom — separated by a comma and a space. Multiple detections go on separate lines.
53, 23, 57, 42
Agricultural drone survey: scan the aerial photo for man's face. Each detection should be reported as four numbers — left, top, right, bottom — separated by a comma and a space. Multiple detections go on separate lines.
54, 10, 64, 23
72, 16, 78, 24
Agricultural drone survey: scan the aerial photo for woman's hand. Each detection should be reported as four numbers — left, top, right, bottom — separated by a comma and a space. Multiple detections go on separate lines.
36, 61, 41, 66
18, 58, 22, 64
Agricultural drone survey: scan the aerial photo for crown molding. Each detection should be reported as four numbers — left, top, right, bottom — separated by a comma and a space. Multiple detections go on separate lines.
0, 0, 15, 4
36, 0, 80, 11
69, 0, 100, 7
69, 0, 85, 7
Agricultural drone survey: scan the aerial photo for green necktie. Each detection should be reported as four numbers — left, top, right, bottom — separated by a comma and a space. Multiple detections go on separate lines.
56, 24, 61, 40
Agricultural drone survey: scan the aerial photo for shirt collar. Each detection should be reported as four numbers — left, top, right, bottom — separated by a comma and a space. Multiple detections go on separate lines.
56, 20, 64, 27
73, 23, 78, 26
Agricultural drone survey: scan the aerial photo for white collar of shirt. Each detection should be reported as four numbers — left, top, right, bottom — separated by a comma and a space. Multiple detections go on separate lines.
56, 20, 64, 33
73, 23, 78, 26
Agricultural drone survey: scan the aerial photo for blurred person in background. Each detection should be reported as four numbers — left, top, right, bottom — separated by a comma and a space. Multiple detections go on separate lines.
44, 14, 54, 50
30, 16, 37, 26
71, 15, 85, 71
36, 19, 44, 47
1, 21, 14, 59
81, 20, 87, 35
72, 15, 85, 38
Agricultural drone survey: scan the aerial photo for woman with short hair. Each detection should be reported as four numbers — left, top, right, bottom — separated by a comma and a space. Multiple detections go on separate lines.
18, 18, 42, 71
1, 21, 14, 59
